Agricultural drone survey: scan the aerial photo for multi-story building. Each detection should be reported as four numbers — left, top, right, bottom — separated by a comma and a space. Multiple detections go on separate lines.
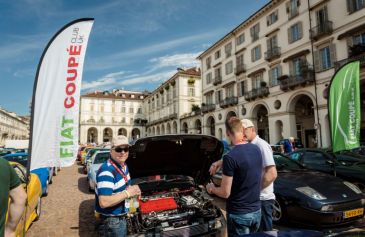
198, 0, 365, 147
144, 67, 202, 135
0, 108, 29, 146
79, 90, 149, 144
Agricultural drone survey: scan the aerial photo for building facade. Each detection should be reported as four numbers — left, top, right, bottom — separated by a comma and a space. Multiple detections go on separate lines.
0, 108, 29, 146
144, 67, 202, 135
197, 0, 365, 147
79, 90, 149, 144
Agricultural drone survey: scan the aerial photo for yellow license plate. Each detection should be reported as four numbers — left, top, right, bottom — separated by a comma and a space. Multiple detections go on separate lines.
343, 208, 364, 218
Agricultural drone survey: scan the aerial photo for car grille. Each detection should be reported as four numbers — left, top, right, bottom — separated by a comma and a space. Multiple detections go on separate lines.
329, 200, 363, 212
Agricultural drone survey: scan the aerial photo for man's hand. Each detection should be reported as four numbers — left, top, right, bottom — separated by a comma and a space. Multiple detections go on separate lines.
209, 160, 223, 175
205, 183, 215, 194
127, 185, 141, 197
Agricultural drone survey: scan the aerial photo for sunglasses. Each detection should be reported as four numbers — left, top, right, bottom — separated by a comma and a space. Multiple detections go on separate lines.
113, 146, 129, 153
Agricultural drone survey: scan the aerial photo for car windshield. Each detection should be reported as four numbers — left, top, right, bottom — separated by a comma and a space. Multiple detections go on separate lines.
3, 155, 28, 166
274, 153, 303, 171
93, 152, 109, 164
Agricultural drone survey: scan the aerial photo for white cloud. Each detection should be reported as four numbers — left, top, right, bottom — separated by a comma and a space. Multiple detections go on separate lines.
120, 70, 175, 86
81, 71, 125, 90
150, 52, 202, 69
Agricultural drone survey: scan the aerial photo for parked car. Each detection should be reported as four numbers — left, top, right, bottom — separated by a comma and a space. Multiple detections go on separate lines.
212, 153, 365, 227
80, 147, 94, 165
124, 135, 226, 236
289, 149, 365, 192
2, 153, 54, 196
84, 148, 109, 174
87, 150, 110, 191
9, 161, 42, 236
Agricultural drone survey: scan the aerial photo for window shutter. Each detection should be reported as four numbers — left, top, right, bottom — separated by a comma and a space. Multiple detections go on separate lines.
251, 48, 254, 62
314, 50, 321, 72
278, 65, 282, 77
237, 81, 242, 96
267, 16, 270, 26
329, 44, 337, 67
289, 61, 294, 75
250, 27, 254, 36
324, 6, 329, 21
258, 45, 262, 59
215, 91, 219, 104
346, 0, 353, 13
286, 2, 290, 13
288, 27, 292, 44
297, 0, 301, 7
257, 23, 260, 33
299, 22, 303, 39
269, 69, 273, 86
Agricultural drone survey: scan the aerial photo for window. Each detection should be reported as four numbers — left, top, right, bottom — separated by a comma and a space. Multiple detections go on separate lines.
288, 22, 302, 43
352, 32, 365, 45
347, 0, 364, 13
188, 85, 195, 97
237, 80, 247, 96
267, 35, 278, 49
251, 45, 261, 62
289, 57, 306, 76
225, 42, 232, 58
215, 50, 221, 59
286, 0, 300, 19
206, 56, 211, 69
90, 104, 94, 111
236, 54, 244, 66
137, 107, 142, 114
215, 90, 223, 103
314, 44, 336, 71
130, 118, 134, 124
269, 65, 281, 86
251, 73, 263, 89
225, 61, 233, 75
250, 23, 260, 42
267, 10, 278, 26
129, 107, 134, 113
121, 106, 126, 113
206, 93, 213, 104
226, 85, 234, 97
316, 6, 328, 27
215, 67, 222, 78
236, 33, 245, 45
206, 72, 212, 84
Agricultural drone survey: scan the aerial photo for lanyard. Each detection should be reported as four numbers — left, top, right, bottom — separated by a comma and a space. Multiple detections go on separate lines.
109, 159, 129, 185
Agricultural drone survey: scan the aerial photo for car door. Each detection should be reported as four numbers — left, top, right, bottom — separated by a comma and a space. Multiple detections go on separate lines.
301, 151, 334, 174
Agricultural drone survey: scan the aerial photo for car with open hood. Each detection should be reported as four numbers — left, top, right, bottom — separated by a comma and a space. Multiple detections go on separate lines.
124, 135, 226, 236
212, 153, 365, 227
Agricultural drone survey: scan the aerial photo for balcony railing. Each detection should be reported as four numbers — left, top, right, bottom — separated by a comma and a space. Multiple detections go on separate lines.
244, 87, 269, 101
213, 76, 222, 86
201, 104, 216, 113
310, 21, 333, 40
265, 47, 281, 61
279, 70, 315, 91
235, 63, 246, 75
219, 96, 238, 108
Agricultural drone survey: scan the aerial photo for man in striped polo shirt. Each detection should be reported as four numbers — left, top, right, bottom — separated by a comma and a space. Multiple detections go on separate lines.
95, 135, 141, 237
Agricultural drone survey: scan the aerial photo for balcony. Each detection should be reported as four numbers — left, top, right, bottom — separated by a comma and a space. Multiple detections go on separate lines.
235, 64, 246, 75
201, 104, 216, 113
310, 21, 333, 40
334, 44, 365, 70
219, 96, 238, 108
213, 76, 222, 86
244, 87, 269, 101
168, 113, 178, 120
279, 70, 315, 91
134, 118, 148, 126
265, 47, 281, 61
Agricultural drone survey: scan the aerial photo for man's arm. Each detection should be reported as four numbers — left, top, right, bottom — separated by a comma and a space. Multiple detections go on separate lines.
5, 185, 27, 233
209, 159, 223, 175
206, 174, 233, 198
99, 185, 140, 208
262, 165, 277, 189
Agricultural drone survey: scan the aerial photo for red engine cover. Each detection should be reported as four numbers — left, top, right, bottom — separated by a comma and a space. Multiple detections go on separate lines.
139, 197, 177, 214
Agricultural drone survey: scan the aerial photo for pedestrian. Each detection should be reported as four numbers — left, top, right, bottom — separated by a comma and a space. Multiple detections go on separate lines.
241, 119, 277, 232
206, 117, 262, 236
95, 135, 141, 237
0, 157, 27, 237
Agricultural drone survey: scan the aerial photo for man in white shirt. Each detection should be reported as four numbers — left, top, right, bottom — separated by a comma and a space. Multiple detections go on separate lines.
241, 119, 277, 231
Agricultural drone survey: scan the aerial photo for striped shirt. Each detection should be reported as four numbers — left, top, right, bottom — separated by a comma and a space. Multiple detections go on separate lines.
95, 157, 131, 216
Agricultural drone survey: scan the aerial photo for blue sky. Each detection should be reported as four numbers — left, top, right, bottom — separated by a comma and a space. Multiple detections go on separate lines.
0, 0, 268, 115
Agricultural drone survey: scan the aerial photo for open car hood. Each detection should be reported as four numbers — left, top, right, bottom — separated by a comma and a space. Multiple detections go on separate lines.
127, 135, 223, 185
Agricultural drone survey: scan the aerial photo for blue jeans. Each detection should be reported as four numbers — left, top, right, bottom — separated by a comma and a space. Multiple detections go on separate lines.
98, 216, 127, 237
259, 199, 274, 231
227, 209, 261, 237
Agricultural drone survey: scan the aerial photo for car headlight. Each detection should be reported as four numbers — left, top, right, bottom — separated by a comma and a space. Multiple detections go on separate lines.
321, 204, 333, 212
296, 186, 327, 200
343, 181, 362, 194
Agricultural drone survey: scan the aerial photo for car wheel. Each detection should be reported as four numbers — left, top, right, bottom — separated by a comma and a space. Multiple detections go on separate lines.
272, 199, 284, 223
53, 167, 58, 176
353, 182, 365, 192
34, 197, 42, 221
43, 180, 49, 197
88, 180, 94, 193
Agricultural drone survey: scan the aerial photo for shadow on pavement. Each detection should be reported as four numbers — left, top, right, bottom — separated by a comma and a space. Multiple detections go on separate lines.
79, 199, 98, 237
78, 176, 93, 194
78, 166, 86, 175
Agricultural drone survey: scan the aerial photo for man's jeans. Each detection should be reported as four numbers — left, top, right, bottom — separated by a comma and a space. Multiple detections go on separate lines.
260, 199, 274, 231
97, 216, 127, 237
227, 209, 261, 237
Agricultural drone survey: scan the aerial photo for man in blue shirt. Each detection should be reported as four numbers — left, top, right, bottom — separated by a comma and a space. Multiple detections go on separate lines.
206, 117, 262, 236
95, 135, 141, 237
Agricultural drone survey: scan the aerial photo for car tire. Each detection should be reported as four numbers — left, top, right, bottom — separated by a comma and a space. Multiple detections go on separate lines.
34, 197, 42, 221
272, 199, 285, 223
43, 180, 49, 197
88, 180, 94, 193
53, 167, 58, 176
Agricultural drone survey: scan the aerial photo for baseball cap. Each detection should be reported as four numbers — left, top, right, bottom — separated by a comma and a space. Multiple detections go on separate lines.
111, 135, 129, 147
241, 119, 255, 128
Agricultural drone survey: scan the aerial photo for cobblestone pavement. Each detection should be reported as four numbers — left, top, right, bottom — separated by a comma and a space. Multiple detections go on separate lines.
27, 163, 364, 237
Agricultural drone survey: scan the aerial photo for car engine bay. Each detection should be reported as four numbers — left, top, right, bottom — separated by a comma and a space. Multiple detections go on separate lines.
126, 186, 223, 235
